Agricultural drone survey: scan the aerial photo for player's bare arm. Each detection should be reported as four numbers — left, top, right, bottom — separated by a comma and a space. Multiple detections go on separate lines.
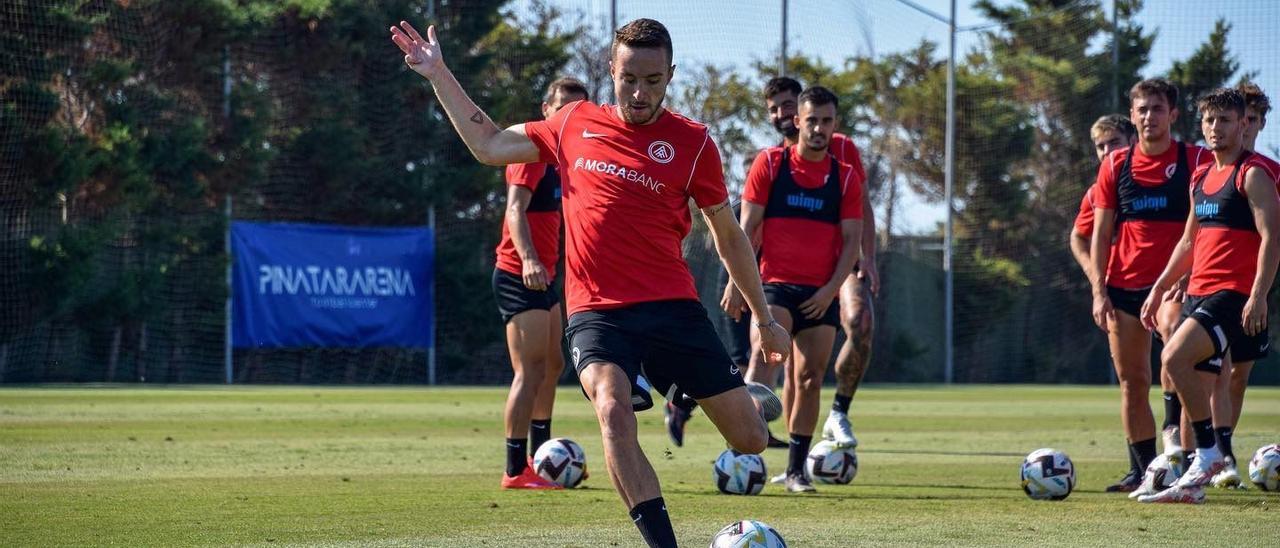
1140, 212, 1196, 332
703, 200, 791, 365
390, 22, 539, 165
1242, 167, 1280, 336
858, 196, 879, 295
1089, 207, 1117, 329
1068, 229, 1095, 285
799, 218, 862, 320
720, 202, 765, 320
505, 185, 548, 291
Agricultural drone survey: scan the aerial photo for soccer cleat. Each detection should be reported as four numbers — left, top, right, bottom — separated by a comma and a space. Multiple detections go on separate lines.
664, 402, 692, 447
1177, 449, 1226, 488
766, 430, 788, 449
1210, 458, 1244, 489
784, 472, 816, 493
1161, 425, 1182, 456
822, 410, 859, 448
1127, 469, 1159, 499
746, 382, 783, 423
1137, 484, 1205, 504
769, 472, 787, 484
501, 466, 562, 490
1106, 469, 1143, 493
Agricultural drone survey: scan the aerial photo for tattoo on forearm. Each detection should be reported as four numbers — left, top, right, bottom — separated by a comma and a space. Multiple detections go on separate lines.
704, 201, 729, 217
469, 110, 483, 124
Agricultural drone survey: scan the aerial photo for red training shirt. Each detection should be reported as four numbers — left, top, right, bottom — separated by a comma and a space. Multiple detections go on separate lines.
495, 162, 561, 279
742, 145, 864, 287
1073, 184, 1097, 238
1093, 142, 1212, 289
1189, 155, 1275, 296
523, 101, 728, 315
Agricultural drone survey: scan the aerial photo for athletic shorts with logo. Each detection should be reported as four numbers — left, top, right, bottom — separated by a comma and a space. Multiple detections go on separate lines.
492, 268, 558, 324
763, 283, 840, 332
1182, 290, 1269, 373
565, 299, 744, 411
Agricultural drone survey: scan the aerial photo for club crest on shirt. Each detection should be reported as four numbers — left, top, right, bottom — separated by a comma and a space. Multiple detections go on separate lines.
647, 140, 675, 164
1165, 163, 1177, 179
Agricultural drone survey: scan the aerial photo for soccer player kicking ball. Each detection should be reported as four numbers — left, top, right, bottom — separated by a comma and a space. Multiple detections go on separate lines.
1137, 88, 1280, 504
493, 78, 588, 490
1089, 79, 1212, 492
391, 18, 790, 546
728, 86, 864, 493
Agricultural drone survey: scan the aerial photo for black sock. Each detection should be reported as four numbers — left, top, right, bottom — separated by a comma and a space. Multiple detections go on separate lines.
1183, 450, 1192, 466
1162, 392, 1182, 429
1192, 418, 1215, 450
1214, 426, 1235, 462
630, 497, 677, 548
1131, 437, 1157, 471
1125, 442, 1141, 474
832, 394, 852, 414
529, 419, 552, 458
787, 434, 813, 475
505, 438, 527, 476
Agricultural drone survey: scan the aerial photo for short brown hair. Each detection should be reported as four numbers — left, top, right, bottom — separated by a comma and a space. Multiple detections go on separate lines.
612, 18, 673, 64
544, 77, 589, 104
1091, 114, 1136, 141
1237, 81, 1271, 119
1129, 78, 1179, 109
1196, 87, 1246, 118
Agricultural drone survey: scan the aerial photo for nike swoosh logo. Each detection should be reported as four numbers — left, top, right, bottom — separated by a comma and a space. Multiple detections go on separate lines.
531, 424, 547, 429
582, 129, 607, 139
633, 514, 643, 522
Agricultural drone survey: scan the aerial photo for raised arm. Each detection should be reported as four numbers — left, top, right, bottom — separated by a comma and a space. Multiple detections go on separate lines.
390, 22, 540, 166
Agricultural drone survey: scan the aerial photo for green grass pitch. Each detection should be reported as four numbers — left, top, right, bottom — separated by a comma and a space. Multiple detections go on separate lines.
1, 385, 1277, 546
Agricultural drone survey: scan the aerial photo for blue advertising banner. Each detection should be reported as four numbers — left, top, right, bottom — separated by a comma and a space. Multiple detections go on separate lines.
231, 222, 433, 349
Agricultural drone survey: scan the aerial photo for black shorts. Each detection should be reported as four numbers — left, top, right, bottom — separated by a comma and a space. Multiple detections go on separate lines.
1182, 290, 1256, 374
763, 283, 840, 333
565, 299, 744, 411
492, 268, 558, 324
1231, 329, 1270, 363
1106, 285, 1150, 319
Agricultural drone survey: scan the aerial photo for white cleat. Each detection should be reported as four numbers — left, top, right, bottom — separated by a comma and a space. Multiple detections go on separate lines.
769, 472, 787, 485
1210, 458, 1245, 489
822, 410, 859, 448
1177, 448, 1226, 488
1137, 484, 1205, 504
1161, 425, 1182, 456
1128, 468, 1160, 499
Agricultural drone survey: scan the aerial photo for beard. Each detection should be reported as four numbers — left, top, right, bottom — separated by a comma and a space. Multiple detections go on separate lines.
773, 118, 798, 139
804, 134, 829, 152
620, 96, 665, 125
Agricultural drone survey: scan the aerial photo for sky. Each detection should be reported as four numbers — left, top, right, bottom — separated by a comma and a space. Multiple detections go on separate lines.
510, 0, 1280, 234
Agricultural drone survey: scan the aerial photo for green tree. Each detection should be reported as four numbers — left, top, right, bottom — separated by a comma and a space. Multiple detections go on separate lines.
1167, 19, 1241, 143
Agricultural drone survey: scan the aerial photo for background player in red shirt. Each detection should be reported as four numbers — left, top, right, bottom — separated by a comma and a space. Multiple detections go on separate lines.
735, 86, 863, 493
1088, 79, 1213, 492
492, 78, 588, 490
1070, 114, 1136, 283
720, 76, 879, 453
392, 18, 790, 547
1136, 88, 1280, 504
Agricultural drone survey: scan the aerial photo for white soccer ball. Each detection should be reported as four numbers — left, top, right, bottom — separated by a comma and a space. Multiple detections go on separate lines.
1249, 443, 1280, 491
713, 449, 768, 495
1145, 452, 1185, 490
745, 382, 782, 422
1020, 448, 1075, 500
709, 519, 787, 548
532, 438, 587, 488
805, 440, 858, 484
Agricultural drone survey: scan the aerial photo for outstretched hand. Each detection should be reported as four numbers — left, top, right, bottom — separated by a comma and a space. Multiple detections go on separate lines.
390, 21, 445, 80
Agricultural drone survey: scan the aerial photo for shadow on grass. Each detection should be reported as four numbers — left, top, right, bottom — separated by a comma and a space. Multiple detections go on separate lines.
859, 448, 1026, 457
